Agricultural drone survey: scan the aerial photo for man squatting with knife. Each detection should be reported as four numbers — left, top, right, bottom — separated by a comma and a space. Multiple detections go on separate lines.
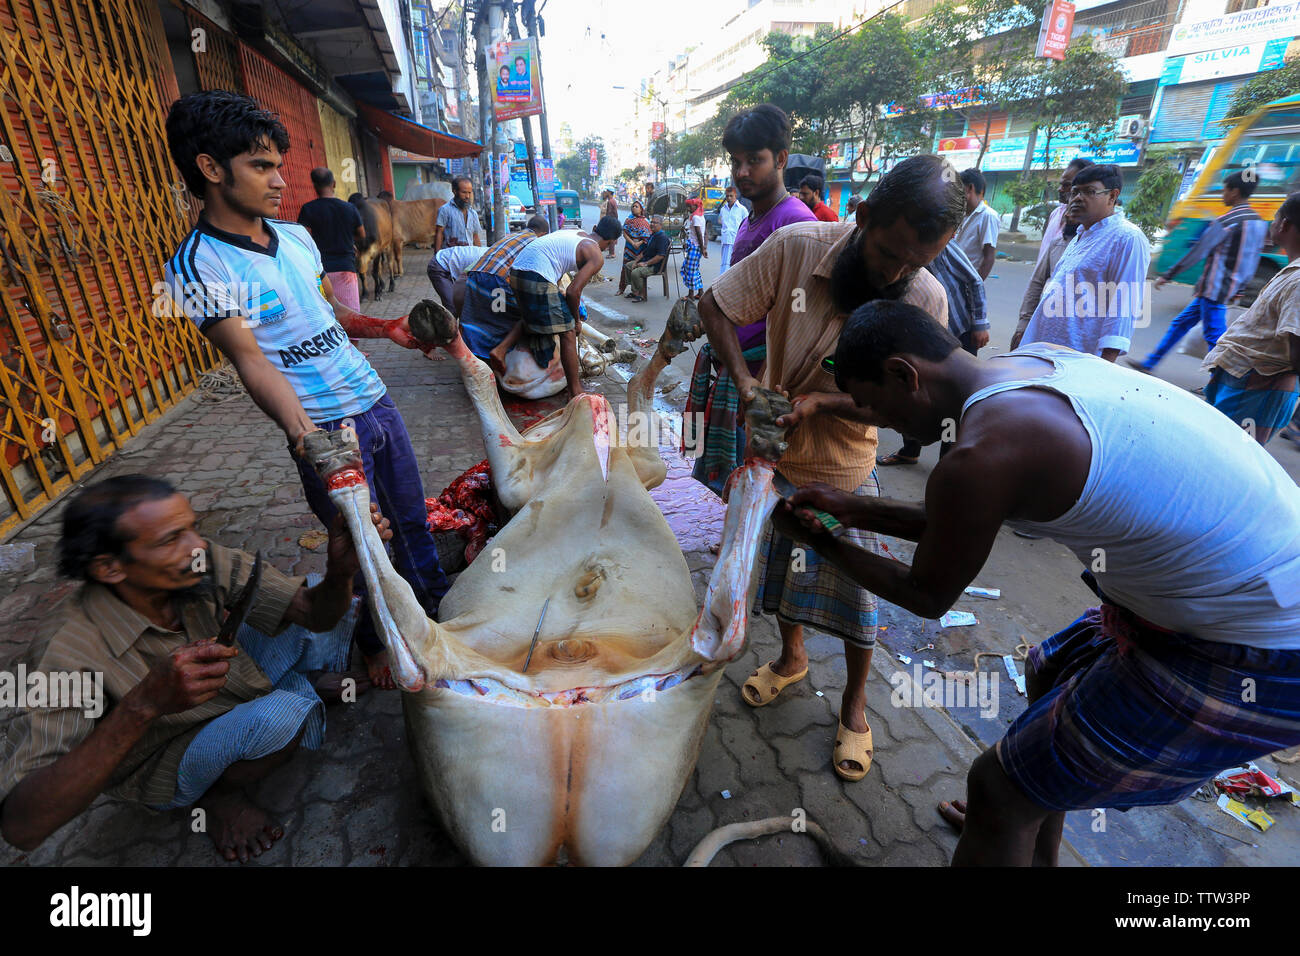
772, 300, 1300, 866
0, 476, 391, 862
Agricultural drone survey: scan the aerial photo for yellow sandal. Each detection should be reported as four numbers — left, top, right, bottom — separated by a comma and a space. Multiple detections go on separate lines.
833, 719, 874, 781
741, 661, 808, 707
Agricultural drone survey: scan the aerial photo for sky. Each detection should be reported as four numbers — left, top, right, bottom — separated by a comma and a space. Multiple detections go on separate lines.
529, 0, 732, 144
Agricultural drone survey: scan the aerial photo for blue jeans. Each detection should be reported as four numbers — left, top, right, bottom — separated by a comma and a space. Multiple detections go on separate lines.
1141, 296, 1226, 370
293, 393, 450, 656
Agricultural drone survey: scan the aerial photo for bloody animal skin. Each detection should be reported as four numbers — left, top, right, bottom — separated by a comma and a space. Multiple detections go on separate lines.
312, 298, 789, 865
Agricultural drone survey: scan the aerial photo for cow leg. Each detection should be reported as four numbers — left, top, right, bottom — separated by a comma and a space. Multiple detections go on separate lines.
623, 297, 704, 490
372, 254, 383, 302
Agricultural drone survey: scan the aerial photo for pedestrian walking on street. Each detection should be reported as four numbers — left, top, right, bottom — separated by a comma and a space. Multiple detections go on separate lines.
602, 189, 618, 257
1201, 190, 1300, 445
717, 185, 746, 273
1020, 164, 1149, 361
681, 197, 706, 299
162, 90, 451, 690
297, 167, 365, 311
683, 104, 815, 498
1128, 171, 1270, 374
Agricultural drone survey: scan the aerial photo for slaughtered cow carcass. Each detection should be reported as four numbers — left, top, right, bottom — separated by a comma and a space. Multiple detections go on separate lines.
310, 298, 788, 865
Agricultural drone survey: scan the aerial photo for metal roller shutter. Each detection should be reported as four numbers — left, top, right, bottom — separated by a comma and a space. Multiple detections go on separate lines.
0, 0, 216, 536
1151, 82, 1216, 143
237, 42, 327, 221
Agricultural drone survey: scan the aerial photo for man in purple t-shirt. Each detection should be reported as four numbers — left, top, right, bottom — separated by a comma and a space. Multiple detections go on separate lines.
687, 104, 816, 496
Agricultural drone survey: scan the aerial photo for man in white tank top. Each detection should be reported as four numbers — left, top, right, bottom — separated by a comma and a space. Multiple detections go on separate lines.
774, 299, 1300, 866
499, 216, 622, 396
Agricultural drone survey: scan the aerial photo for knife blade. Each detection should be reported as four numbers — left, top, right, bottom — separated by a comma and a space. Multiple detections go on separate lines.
216, 550, 264, 646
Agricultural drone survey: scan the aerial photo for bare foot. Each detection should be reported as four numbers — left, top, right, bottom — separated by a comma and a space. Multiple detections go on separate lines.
203, 789, 285, 863
312, 669, 372, 704
363, 650, 398, 690
937, 799, 967, 831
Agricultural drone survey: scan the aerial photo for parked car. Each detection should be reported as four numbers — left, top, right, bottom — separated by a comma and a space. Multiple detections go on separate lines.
507, 195, 531, 231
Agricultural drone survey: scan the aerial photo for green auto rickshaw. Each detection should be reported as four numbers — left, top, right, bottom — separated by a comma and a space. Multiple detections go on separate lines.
555, 189, 582, 229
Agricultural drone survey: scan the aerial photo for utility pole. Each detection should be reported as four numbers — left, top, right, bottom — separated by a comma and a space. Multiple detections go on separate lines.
473, 0, 508, 241
522, 0, 557, 231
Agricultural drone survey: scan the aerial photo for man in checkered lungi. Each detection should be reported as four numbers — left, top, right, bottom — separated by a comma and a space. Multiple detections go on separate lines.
498, 217, 621, 397
778, 299, 1300, 866
698, 155, 964, 781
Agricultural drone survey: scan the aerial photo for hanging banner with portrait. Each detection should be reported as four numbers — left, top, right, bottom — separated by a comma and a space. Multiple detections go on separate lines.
489, 38, 543, 120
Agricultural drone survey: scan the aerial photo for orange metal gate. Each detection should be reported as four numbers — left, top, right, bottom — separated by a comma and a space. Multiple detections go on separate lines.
0, 0, 214, 538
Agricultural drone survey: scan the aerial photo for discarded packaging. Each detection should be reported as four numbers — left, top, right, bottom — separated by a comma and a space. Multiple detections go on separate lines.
963, 586, 1001, 599
1213, 763, 1300, 805
1216, 793, 1274, 832
940, 610, 977, 628
897, 653, 912, 665
922, 660, 937, 669
720, 790, 732, 800
815, 690, 824, 697
1003, 654, 1026, 695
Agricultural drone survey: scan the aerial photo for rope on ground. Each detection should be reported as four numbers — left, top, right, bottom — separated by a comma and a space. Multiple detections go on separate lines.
195, 363, 246, 404
683, 816, 851, 866
972, 641, 1031, 677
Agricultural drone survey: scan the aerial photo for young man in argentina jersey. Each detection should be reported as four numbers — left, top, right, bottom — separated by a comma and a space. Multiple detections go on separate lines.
162, 91, 450, 690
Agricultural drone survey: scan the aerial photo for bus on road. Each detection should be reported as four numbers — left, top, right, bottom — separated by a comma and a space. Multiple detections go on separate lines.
1157, 93, 1300, 303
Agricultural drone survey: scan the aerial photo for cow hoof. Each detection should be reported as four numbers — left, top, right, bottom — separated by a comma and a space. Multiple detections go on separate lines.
409, 298, 460, 345
744, 387, 794, 462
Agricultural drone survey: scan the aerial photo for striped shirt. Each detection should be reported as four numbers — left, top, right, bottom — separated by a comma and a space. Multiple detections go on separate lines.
468, 230, 537, 279
0, 545, 303, 808
1203, 260, 1300, 379
164, 218, 386, 422
1163, 204, 1269, 304
709, 221, 949, 491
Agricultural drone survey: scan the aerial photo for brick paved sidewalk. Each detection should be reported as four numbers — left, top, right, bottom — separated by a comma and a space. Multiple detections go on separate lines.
5, 251, 1276, 868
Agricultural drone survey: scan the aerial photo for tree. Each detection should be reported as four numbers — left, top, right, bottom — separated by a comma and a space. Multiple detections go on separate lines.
574, 135, 607, 183
913, 0, 1041, 166
650, 130, 677, 180
1126, 155, 1183, 240
821, 14, 930, 186
1007, 39, 1127, 230
554, 152, 588, 194
1224, 56, 1300, 122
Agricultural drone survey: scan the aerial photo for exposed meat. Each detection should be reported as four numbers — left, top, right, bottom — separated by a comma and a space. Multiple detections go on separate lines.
425, 461, 498, 563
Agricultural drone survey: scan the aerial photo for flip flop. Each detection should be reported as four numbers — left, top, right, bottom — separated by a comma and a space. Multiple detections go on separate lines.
833, 718, 873, 781
741, 661, 808, 707
877, 452, 919, 466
